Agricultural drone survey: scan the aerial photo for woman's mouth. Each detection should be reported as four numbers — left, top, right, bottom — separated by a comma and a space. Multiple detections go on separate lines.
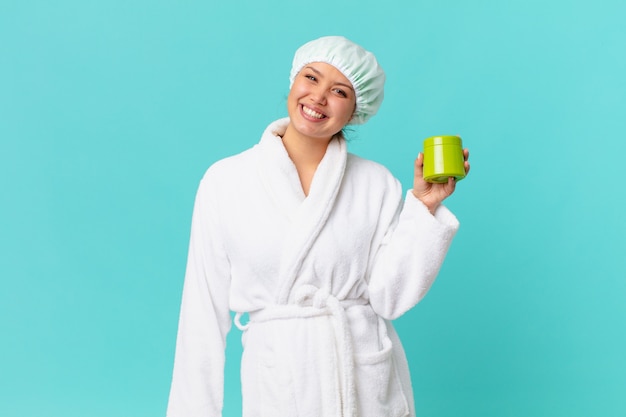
301, 105, 326, 120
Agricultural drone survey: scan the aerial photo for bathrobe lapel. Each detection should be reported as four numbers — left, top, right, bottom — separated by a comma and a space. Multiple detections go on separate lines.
256, 118, 347, 304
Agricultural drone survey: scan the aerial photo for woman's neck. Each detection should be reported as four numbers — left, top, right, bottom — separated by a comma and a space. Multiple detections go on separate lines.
281, 124, 334, 196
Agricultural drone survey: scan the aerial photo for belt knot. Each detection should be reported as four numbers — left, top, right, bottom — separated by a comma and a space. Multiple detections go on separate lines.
295, 284, 334, 309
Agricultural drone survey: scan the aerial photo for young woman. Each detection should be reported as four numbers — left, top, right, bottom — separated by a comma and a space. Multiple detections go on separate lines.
167, 35, 470, 417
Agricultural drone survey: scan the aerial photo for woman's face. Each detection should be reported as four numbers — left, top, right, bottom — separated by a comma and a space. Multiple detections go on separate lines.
287, 62, 356, 142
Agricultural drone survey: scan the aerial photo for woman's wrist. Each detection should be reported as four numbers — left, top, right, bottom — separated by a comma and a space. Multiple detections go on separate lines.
411, 189, 440, 215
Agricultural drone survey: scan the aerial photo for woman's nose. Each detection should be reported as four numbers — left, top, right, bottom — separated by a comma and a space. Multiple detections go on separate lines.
309, 86, 327, 105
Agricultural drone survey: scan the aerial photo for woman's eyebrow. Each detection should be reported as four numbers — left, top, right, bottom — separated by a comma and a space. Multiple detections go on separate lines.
336, 82, 354, 91
304, 65, 322, 75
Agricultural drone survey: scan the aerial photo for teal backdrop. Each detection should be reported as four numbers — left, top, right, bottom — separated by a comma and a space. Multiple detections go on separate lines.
1, 0, 625, 416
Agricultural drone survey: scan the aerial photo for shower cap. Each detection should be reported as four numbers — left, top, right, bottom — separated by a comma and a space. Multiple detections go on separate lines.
289, 36, 386, 125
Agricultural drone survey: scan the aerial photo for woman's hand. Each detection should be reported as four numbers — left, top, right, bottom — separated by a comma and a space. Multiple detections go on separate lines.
412, 148, 470, 214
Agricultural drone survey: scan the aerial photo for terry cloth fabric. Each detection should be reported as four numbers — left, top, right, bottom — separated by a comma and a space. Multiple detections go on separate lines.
167, 118, 459, 417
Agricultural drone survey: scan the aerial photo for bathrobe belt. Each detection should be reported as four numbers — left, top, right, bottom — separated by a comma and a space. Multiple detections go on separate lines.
234, 285, 368, 417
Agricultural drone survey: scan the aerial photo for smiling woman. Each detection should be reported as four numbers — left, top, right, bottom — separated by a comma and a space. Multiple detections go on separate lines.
166, 35, 470, 417
285, 62, 356, 145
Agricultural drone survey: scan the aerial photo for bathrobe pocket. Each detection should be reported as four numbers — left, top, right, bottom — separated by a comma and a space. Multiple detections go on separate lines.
257, 353, 298, 417
240, 323, 298, 417
353, 317, 410, 417
249, 322, 299, 417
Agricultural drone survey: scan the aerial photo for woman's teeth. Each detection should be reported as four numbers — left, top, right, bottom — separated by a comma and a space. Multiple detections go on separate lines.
302, 106, 325, 119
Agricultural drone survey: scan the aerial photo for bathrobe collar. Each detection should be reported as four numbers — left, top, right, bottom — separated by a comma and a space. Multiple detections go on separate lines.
256, 118, 348, 304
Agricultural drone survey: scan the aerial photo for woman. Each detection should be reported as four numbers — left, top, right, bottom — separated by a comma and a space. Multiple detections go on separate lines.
167, 36, 470, 417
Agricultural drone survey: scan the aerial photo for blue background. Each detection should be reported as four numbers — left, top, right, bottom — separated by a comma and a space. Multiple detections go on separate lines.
1, 0, 625, 416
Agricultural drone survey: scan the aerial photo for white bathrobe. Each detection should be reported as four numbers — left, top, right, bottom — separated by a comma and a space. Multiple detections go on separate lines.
167, 118, 459, 417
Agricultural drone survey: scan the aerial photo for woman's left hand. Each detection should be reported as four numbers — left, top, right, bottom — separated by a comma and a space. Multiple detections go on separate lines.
412, 148, 470, 214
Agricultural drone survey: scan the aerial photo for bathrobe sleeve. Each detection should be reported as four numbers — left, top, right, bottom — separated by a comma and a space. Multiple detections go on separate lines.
167, 173, 232, 417
367, 183, 459, 321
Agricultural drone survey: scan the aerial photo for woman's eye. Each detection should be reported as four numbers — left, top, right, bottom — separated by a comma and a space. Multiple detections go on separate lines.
305, 74, 317, 81
334, 89, 347, 98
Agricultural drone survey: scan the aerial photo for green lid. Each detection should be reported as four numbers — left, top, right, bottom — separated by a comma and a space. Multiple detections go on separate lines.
424, 135, 462, 147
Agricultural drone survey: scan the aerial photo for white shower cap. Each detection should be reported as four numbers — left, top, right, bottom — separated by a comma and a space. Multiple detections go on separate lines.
289, 36, 386, 125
